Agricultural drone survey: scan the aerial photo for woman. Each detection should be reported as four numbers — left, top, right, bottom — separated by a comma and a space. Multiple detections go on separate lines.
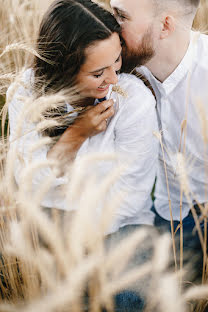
8, 0, 158, 234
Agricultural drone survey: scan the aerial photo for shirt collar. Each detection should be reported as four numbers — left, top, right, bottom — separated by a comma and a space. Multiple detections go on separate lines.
138, 31, 200, 96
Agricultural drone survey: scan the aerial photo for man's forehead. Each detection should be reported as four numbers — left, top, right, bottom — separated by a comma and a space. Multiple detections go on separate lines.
110, 0, 153, 13
110, 0, 126, 10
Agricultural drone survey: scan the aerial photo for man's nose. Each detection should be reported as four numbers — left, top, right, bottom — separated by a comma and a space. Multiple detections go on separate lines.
105, 67, 118, 85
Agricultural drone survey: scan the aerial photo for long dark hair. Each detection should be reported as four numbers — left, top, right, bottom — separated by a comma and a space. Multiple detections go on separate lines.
34, 0, 121, 93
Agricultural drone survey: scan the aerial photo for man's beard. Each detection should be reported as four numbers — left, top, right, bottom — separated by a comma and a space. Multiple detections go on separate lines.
121, 26, 155, 73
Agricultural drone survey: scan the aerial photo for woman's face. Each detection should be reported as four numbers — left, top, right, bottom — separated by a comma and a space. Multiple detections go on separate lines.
76, 32, 122, 99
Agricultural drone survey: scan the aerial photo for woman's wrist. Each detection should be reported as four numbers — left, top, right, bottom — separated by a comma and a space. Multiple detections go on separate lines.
61, 124, 88, 143
47, 125, 87, 165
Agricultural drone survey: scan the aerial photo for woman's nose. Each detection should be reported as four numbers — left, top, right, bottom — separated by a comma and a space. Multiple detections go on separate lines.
105, 67, 118, 85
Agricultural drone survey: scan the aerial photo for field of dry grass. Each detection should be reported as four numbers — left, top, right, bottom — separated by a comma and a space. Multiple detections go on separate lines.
0, 0, 208, 311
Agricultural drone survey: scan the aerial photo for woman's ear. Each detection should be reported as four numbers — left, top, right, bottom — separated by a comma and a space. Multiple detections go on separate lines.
160, 14, 175, 39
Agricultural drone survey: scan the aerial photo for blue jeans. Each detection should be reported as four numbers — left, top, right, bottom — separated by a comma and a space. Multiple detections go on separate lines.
109, 206, 207, 311
153, 205, 206, 252
105, 224, 154, 312
153, 205, 206, 282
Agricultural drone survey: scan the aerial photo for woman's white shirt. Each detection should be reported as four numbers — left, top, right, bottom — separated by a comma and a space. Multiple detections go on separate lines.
8, 69, 158, 233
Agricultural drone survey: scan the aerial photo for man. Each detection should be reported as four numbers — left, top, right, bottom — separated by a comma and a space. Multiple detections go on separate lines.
108, 0, 208, 309
110, 0, 208, 243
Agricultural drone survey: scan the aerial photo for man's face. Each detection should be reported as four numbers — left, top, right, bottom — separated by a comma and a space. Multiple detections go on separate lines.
111, 0, 157, 69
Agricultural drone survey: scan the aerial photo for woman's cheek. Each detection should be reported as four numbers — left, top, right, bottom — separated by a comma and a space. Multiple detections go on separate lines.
94, 78, 103, 89
86, 77, 98, 89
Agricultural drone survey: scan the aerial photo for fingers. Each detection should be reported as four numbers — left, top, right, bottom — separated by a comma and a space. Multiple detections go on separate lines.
96, 119, 108, 132
94, 99, 115, 114
75, 98, 116, 136
94, 99, 115, 123
100, 104, 115, 120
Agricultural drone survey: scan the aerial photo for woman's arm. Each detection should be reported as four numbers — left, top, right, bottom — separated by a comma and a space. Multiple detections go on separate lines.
48, 99, 115, 172
7, 79, 115, 209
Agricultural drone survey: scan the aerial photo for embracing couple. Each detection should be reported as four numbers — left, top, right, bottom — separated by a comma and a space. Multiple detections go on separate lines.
9, 0, 207, 288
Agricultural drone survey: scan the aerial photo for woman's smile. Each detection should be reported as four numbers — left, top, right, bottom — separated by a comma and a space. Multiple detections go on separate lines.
97, 84, 110, 92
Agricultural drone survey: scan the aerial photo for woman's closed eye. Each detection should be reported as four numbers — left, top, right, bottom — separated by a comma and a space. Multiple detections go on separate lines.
115, 54, 121, 63
92, 53, 121, 78
93, 71, 104, 78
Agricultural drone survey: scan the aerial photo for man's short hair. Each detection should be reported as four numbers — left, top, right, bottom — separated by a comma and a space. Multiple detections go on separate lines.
154, 0, 200, 7
153, 0, 200, 16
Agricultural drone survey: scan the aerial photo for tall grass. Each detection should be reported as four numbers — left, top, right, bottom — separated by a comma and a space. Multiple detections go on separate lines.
193, 0, 208, 33
0, 0, 208, 311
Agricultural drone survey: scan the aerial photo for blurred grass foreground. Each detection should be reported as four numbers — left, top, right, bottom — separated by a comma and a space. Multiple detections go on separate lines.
0, 0, 208, 312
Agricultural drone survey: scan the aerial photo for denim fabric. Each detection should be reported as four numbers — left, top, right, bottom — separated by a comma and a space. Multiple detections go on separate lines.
110, 206, 207, 311
113, 291, 144, 312
152, 205, 205, 248
105, 224, 155, 312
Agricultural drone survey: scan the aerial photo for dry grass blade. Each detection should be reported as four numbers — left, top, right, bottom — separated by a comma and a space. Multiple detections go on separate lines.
176, 153, 204, 248
152, 233, 171, 273
154, 131, 178, 270
105, 229, 148, 276
0, 43, 51, 65
184, 285, 208, 301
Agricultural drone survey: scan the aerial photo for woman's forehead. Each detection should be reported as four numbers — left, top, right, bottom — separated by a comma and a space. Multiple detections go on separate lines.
81, 33, 122, 72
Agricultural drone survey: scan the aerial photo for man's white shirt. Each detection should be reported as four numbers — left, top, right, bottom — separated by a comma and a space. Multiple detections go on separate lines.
138, 31, 208, 221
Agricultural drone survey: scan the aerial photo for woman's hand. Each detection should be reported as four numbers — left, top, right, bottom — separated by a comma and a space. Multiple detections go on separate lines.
47, 99, 115, 173
71, 99, 115, 138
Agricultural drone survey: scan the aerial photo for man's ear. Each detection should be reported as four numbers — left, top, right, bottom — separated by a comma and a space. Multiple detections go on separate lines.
160, 14, 175, 39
